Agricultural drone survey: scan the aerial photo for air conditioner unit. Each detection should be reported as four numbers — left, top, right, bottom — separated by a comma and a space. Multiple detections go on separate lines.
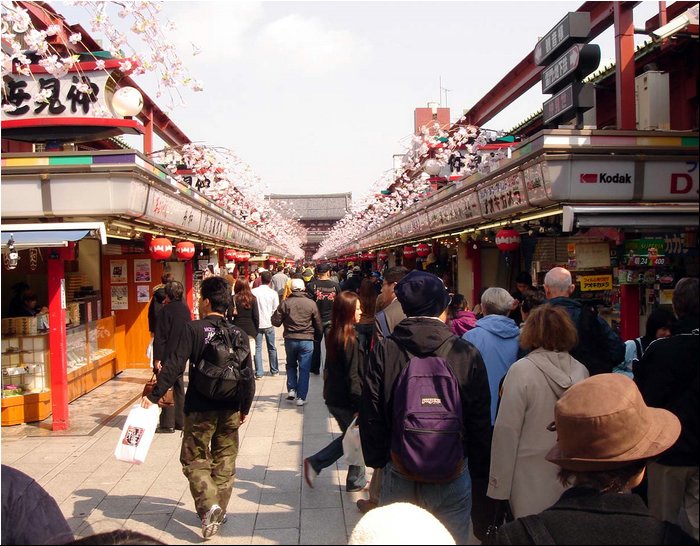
635, 71, 670, 130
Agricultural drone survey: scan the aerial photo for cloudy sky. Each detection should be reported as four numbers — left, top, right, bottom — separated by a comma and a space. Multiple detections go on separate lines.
56, 1, 660, 199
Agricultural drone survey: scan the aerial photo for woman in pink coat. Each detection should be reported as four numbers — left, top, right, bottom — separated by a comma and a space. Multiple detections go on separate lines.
446, 293, 477, 336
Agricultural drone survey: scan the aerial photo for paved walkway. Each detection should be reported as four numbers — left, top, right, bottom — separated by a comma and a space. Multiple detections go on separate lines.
1, 328, 371, 544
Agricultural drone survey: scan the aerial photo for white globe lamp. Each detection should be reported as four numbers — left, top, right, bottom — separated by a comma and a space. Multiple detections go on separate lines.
112, 87, 144, 118
423, 158, 442, 176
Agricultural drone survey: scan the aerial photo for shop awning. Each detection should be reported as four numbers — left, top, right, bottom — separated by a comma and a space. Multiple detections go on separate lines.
0, 222, 107, 249
562, 205, 699, 232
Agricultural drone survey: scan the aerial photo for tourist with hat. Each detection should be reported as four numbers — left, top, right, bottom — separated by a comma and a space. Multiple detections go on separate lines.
486, 374, 695, 545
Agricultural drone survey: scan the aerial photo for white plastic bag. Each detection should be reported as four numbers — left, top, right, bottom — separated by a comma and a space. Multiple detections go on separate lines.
342, 416, 365, 467
114, 404, 160, 464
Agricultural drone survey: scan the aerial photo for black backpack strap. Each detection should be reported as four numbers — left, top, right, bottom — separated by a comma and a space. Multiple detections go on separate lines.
634, 337, 644, 360
519, 515, 555, 545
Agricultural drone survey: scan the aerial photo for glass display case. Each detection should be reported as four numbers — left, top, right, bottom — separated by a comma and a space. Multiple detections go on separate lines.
2, 332, 50, 398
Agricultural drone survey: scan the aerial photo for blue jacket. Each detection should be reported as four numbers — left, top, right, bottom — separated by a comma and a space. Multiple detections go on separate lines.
464, 314, 520, 424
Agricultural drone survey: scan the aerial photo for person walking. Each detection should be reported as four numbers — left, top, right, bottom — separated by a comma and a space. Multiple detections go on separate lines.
487, 374, 695, 545
487, 304, 589, 519
544, 266, 625, 376
614, 307, 674, 378
303, 291, 367, 492
446, 293, 477, 336
141, 276, 255, 539
231, 278, 259, 368
359, 270, 492, 544
152, 280, 191, 433
355, 278, 377, 355
251, 270, 280, 378
271, 265, 289, 297
147, 271, 173, 363
634, 277, 699, 541
306, 262, 340, 375
272, 278, 323, 406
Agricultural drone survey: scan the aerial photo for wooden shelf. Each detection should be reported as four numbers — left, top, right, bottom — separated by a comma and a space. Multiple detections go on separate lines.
1, 391, 51, 426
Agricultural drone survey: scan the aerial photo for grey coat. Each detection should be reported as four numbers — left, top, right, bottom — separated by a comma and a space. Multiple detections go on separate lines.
487, 348, 589, 518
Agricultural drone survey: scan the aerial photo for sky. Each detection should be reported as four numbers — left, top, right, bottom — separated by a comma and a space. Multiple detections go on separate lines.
54, 1, 661, 201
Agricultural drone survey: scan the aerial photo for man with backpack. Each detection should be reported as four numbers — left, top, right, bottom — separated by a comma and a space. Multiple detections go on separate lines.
141, 276, 255, 540
544, 266, 625, 376
359, 270, 492, 544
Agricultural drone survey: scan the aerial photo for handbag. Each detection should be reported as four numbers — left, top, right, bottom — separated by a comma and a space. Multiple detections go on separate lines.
142, 373, 175, 408
484, 499, 514, 539
342, 416, 365, 466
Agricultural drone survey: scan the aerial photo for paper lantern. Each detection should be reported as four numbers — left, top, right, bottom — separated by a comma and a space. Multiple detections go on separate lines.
112, 86, 144, 117
416, 243, 431, 258
377, 250, 389, 261
237, 251, 251, 261
175, 241, 195, 261
496, 228, 521, 252
224, 248, 237, 262
149, 237, 172, 261
363, 252, 376, 262
268, 256, 279, 264
403, 245, 416, 259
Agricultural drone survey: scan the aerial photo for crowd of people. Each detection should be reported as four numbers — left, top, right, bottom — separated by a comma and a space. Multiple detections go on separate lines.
3, 262, 697, 545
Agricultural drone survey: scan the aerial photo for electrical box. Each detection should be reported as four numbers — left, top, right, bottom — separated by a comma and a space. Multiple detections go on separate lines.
635, 71, 670, 130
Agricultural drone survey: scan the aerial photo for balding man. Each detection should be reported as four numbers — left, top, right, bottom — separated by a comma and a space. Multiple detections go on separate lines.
544, 267, 624, 376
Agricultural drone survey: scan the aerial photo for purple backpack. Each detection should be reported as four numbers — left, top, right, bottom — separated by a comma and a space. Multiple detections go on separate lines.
390, 338, 464, 481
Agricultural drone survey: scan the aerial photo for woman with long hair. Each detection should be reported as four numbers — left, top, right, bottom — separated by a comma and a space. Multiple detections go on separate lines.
356, 278, 378, 355
231, 279, 259, 372
303, 290, 367, 492
446, 293, 477, 336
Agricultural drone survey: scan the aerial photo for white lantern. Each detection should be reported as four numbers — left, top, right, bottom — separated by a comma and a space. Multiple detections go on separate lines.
423, 158, 442, 176
112, 87, 144, 118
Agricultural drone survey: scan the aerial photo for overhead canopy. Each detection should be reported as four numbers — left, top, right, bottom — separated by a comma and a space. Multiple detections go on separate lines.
562, 205, 699, 232
1, 222, 107, 249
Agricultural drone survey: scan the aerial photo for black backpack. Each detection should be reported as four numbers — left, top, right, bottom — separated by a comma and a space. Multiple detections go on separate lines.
192, 320, 251, 400
571, 302, 615, 376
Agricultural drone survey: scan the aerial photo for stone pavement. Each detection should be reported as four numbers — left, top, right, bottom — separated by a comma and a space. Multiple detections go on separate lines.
0, 328, 371, 544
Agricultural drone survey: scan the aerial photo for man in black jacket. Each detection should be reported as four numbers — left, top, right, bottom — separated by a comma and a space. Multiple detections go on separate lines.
306, 262, 340, 375
635, 277, 699, 541
359, 270, 491, 544
142, 276, 255, 540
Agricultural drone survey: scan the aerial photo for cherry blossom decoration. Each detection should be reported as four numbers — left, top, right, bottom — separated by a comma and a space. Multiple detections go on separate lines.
153, 144, 305, 260
314, 120, 506, 259
1, 1, 204, 113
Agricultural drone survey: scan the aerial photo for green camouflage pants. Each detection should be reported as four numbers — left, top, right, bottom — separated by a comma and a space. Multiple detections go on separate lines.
180, 409, 241, 519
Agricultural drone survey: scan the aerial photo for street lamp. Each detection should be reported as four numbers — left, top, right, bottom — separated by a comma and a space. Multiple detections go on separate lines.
112, 86, 144, 118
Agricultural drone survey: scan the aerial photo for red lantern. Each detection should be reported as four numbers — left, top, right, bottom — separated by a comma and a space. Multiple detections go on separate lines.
416, 243, 431, 258
377, 250, 389, 262
175, 241, 195, 261
496, 228, 521, 251
149, 237, 172, 261
224, 248, 237, 262
268, 256, 279, 264
238, 251, 251, 261
403, 245, 416, 259
364, 252, 376, 262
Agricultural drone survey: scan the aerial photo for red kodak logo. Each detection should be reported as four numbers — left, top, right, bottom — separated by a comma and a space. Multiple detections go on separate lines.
580, 173, 598, 183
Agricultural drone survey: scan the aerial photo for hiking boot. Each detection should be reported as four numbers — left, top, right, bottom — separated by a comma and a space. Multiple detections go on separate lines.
201, 504, 223, 539
286, 389, 296, 400
356, 499, 378, 514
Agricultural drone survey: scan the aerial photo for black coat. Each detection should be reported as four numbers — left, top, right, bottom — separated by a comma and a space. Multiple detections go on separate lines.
634, 316, 699, 467
487, 487, 697, 545
147, 285, 167, 334
232, 294, 259, 338
359, 317, 492, 479
323, 333, 364, 412
153, 300, 192, 363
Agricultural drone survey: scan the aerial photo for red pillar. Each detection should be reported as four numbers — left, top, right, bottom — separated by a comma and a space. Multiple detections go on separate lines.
48, 253, 69, 431
620, 284, 640, 341
614, 2, 637, 130
185, 259, 194, 318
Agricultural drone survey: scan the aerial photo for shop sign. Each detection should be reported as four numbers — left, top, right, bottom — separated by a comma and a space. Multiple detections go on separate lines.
642, 160, 699, 201
573, 242, 611, 269
579, 274, 613, 292
477, 170, 526, 217
145, 189, 200, 231
199, 213, 227, 239
522, 161, 551, 205
623, 239, 666, 266
534, 12, 591, 66
548, 159, 635, 200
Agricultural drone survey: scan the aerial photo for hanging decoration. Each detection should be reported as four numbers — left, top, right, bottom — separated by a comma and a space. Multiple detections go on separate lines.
224, 248, 237, 262
149, 237, 172, 261
175, 241, 195, 261
416, 243, 431, 258
495, 228, 521, 252
236, 251, 251, 261
403, 245, 417, 260
377, 250, 389, 262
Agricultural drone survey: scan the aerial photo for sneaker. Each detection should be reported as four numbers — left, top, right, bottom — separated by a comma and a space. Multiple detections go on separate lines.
356, 499, 378, 514
255, 376, 262, 381
286, 389, 296, 400
303, 458, 318, 488
346, 482, 368, 493
221, 513, 228, 525
201, 504, 223, 539
271, 372, 279, 376
295, 398, 306, 406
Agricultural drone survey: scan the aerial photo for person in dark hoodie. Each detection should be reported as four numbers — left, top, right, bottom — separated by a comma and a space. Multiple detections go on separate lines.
359, 270, 491, 544
303, 291, 366, 492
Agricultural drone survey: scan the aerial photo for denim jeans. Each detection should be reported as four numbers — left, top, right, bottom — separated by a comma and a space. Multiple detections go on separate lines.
284, 338, 314, 400
255, 327, 279, 377
306, 405, 366, 491
381, 459, 472, 544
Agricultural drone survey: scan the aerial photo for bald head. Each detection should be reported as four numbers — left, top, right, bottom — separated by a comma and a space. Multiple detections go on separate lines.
544, 267, 575, 299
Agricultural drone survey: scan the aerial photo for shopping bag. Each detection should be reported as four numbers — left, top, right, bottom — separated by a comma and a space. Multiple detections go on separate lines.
114, 404, 160, 464
142, 373, 175, 408
342, 416, 365, 466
